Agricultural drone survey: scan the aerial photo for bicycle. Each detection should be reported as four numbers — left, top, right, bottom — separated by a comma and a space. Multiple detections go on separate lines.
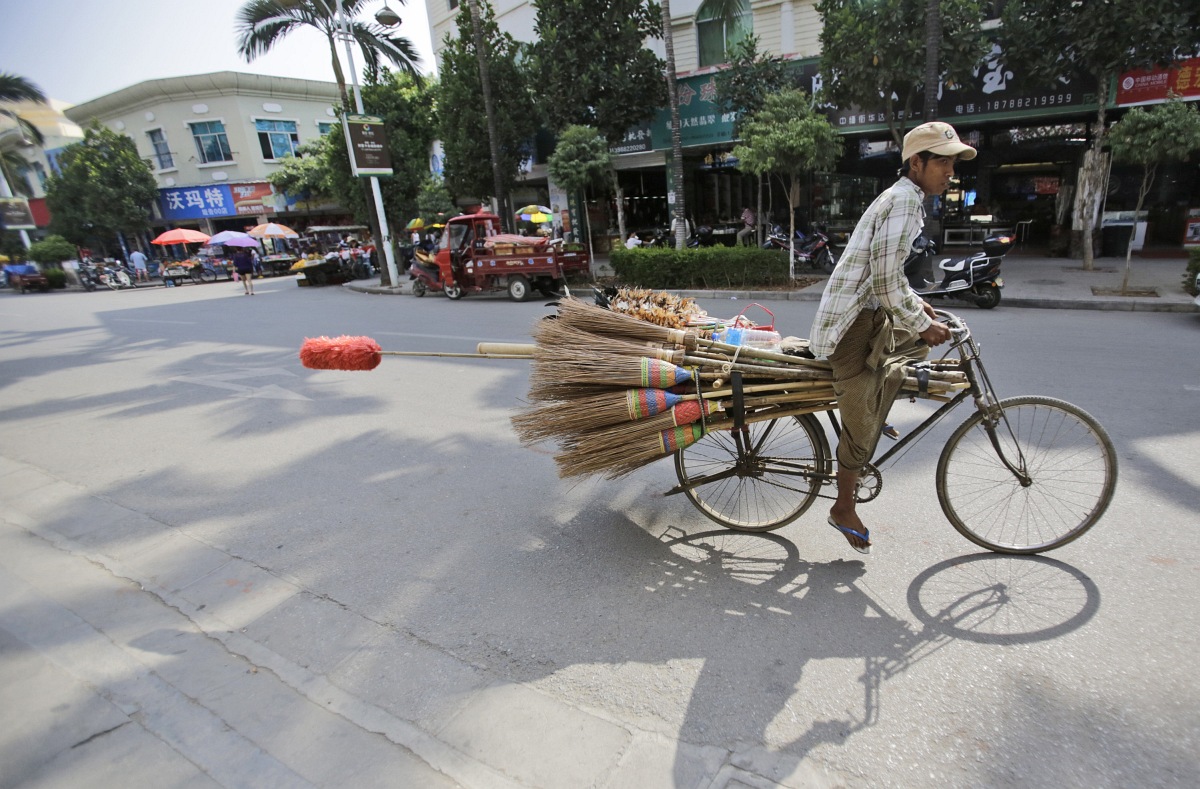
667, 309, 1117, 555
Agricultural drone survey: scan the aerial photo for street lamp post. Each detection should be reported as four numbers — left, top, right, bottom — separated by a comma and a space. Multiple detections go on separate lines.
314, 0, 403, 287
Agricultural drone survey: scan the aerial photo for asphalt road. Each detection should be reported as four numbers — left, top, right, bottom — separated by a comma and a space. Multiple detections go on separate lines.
1, 278, 1197, 788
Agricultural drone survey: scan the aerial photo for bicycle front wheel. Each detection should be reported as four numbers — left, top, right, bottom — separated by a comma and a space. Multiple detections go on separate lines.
675, 414, 829, 532
936, 396, 1116, 554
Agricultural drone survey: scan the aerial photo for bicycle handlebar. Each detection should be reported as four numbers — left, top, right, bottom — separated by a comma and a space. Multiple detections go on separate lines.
932, 309, 971, 345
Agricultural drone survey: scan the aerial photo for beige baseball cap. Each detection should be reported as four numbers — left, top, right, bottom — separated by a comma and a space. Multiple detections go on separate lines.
902, 121, 977, 161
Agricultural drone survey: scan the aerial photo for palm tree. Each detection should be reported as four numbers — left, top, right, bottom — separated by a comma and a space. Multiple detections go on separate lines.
660, 0, 745, 248
235, 0, 421, 110
236, 0, 421, 284
0, 73, 48, 148
0, 73, 49, 248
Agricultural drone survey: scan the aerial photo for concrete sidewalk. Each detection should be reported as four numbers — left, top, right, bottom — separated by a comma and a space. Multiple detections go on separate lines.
350, 252, 1198, 313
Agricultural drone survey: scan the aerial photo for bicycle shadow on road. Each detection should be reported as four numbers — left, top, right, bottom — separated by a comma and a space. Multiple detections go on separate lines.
636, 528, 1103, 783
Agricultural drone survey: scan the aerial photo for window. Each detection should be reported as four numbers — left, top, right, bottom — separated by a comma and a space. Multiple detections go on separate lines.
256, 119, 300, 160
147, 128, 174, 170
190, 120, 233, 164
449, 0, 459, 9
696, 0, 751, 68
316, 121, 336, 136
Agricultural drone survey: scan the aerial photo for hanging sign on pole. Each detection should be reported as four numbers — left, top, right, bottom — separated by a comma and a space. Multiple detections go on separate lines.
345, 115, 393, 178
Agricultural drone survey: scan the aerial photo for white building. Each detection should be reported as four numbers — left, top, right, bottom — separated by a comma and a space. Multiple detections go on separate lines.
63, 71, 346, 246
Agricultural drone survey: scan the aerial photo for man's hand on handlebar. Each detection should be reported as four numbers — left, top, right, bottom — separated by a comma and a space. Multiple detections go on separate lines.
920, 320, 952, 346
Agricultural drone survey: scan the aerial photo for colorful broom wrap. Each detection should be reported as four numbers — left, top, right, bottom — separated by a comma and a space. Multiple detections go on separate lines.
668, 399, 715, 427
625, 389, 684, 420
656, 423, 706, 454
640, 357, 693, 388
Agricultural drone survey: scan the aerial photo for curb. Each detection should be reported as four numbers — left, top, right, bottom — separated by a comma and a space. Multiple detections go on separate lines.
345, 280, 1199, 313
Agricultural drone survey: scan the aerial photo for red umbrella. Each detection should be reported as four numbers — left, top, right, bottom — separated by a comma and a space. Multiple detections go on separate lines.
152, 228, 211, 245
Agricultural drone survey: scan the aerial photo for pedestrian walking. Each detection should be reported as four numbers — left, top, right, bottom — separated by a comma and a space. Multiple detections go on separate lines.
809, 121, 972, 554
233, 249, 255, 295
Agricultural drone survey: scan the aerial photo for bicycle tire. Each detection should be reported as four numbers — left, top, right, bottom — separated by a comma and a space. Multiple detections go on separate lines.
674, 414, 829, 532
936, 396, 1116, 554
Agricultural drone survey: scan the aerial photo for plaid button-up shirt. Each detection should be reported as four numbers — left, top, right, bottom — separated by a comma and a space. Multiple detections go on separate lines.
809, 177, 932, 357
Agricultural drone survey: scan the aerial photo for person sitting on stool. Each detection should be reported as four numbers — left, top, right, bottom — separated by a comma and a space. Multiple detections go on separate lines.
737, 206, 757, 246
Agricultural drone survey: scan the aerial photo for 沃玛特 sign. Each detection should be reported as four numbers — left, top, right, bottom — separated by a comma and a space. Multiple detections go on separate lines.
0, 197, 37, 230
345, 115, 393, 178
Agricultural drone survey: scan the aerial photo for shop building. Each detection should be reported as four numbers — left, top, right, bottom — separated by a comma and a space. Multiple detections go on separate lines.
63, 72, 353, 254
424, 1, 1200, 254
0, 97, 84, 242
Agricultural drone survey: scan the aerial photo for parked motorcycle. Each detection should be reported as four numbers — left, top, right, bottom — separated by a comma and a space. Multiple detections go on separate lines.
762, 224, 837, 273
686, 225, 717, 248
78, 260, 102, 291
98, 261, 135, 290
903, 233, 1011, 309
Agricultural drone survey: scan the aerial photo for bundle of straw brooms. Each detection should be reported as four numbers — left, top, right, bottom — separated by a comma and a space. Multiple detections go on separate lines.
508, 298, 969, 480
298, 295, 969, 481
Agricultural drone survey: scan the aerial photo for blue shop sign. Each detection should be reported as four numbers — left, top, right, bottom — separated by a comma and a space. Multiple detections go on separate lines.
160, 185, 234, 220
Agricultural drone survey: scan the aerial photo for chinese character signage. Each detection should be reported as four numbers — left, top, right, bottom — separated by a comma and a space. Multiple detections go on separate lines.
0, 197, 36, 230
230, 182, 274, 215
1118, 57, 1200, 106
346, 115, 393, 177
160, 185, 233, 220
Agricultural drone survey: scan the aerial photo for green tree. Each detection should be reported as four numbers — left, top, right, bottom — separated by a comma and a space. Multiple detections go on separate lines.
416, 177, 456, 227
319, 71, 440, 236
267, 138, 337, 210
44, 123, 158, 254
532, 0, 666, 242
732, 89, 842, 280
438, 2, 536, 215
1107, 98, 1200, 292
546, 125, 611, 259
817, 0, 987, 147
27, 234, 76, 265
713, 35, 792, 135
1000, 0, 1200, 268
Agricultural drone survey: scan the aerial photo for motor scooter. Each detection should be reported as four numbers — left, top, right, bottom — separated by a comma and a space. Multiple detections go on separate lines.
98, 261, 135, 290
408, 248, 446, 297
762, 225, 838, 273
903, 233, 1011, 309
686, 225, 717, 248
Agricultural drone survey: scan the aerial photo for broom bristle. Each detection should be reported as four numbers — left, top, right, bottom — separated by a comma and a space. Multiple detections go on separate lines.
533, 318, 683, 364
300, 336, 382, 371
510, 388, 686, 444
556, 298, 690, 345
559, 399, 717, 449
529, 349, 694, 391
556, 423, 707, 479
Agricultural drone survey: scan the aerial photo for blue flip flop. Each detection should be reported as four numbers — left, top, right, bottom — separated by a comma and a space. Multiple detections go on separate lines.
828, 516, 872, 555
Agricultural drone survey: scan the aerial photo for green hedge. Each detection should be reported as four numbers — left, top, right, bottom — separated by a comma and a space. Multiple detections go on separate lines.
610, 246, 792, 289
1183, 248, 1200, 296
44, 268, 67, 289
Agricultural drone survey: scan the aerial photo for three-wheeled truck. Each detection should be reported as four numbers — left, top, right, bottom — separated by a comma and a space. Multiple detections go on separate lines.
411, 212, 588, 301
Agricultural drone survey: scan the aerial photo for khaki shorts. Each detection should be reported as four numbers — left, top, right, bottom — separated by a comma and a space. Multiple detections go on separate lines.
828, 308, 928, 472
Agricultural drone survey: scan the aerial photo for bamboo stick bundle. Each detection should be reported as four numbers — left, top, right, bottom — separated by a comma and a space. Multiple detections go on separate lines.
555, 299, 832, 371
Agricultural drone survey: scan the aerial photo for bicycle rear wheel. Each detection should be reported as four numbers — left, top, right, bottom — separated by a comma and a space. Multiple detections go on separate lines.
674, 414, 829, 532
936, 396, 1116, 554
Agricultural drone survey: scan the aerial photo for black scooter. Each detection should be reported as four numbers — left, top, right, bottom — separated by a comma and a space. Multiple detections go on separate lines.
903, 233, 1011, 309
762, 224, 837, 273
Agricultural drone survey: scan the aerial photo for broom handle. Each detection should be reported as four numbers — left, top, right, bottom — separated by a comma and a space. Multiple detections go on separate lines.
477, 342, 536, 356
381, 350, 531, 359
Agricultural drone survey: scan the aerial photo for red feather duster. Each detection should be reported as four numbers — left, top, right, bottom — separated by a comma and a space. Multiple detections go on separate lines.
300, 336, 382, 371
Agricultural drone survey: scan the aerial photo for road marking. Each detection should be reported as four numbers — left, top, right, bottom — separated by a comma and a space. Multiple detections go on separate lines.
111, 318, 198, 324
1186, 385, 1200, 392
170, 368, 310, 400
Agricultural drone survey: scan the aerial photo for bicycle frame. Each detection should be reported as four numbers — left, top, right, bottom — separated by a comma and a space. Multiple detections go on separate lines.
668, 309, 1031, 497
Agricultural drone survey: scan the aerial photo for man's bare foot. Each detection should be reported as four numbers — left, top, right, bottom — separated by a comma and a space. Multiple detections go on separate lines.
828, 508, 872, 554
